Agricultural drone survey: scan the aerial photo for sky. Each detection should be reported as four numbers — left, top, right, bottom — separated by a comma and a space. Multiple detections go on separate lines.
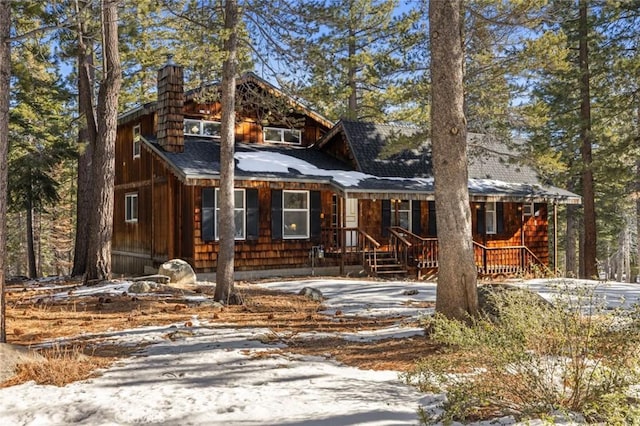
1, 277, 638, 425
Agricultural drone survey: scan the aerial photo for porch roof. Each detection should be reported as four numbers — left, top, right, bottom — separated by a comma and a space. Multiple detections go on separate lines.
143, 135, 581, 205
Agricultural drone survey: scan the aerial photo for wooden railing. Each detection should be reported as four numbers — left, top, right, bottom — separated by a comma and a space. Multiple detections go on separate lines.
321, 226, 548, 277
390, 227, 438, 270
320, 226, 381, 274
388, 227, 411, 270
472, 241, 549, 275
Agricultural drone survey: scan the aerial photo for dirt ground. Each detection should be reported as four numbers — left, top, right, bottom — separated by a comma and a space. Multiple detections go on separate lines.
3, 277, 440, 386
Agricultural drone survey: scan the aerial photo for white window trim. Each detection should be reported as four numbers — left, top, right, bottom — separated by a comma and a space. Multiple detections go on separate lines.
215, 188, 246, 240
523, 202, 534, 217
393, 199, 412, 230
133, 125, 141, 159
125, 193, 138, 223
283, 190, 309, 239
184, 119, 221, 138
263, 127, 302, 145
485, 202, 497, 234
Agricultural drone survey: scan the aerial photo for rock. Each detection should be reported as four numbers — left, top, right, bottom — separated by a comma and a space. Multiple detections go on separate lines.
158, 259, 197, 286
227, 292, 244, 306
128, 281, 155, 293
477, 283, 552, 322
403, 289, 419, 296
0, 343, 45, 383
299, 287, 323, 301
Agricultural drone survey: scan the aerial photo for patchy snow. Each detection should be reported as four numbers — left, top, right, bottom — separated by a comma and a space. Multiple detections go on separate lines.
1, 277, 638, 425
234, 150, 576, 201
236, 151, 374, 187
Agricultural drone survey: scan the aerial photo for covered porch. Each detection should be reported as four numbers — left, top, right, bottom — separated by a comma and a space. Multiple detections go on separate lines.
318, 181, 582, 279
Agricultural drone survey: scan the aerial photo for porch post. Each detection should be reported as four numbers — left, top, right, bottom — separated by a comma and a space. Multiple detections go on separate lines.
554, 202, 558, 275
340, 196, 346, 275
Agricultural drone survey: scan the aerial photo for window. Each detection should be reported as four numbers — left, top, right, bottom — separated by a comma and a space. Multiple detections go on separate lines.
202, 188, 258, 242
485, 202, 497, 234
392, 200, 411, 230
133, 125, 141, 158
523, 203, 534, 216
283, 190, 309, 238
125, 193, 138, 223
263, 127, 301, 145
215, 189, 246, 240
184, 119, 221, 138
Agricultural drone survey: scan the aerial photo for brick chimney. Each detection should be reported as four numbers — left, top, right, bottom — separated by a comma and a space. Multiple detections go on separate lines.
157, 55, 184, 152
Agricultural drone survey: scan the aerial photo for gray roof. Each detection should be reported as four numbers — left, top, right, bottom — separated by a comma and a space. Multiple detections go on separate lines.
337, 120, 538, 183
144, 136, 352, 184
143, 122, 580, 204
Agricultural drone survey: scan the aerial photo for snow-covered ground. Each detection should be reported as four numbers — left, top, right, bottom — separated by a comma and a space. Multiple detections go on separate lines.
0, 277, 638, 425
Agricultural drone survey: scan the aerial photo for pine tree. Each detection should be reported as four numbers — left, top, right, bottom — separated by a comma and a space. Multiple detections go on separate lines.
282, 0, 423, 121
8, 10, 74, 278
84, 0, 122, 283
0, 0, 11, 343
431, 0, 478, 321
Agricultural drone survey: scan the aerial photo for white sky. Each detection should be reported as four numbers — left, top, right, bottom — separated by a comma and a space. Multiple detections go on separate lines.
1, 278, 637, 425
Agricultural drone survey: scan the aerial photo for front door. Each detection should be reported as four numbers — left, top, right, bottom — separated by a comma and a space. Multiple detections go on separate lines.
345, 198, 358, 246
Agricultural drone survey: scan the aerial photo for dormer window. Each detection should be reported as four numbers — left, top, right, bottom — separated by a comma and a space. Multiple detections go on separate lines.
133, 125, 141, 159
184, 119, 221, 138
263, 127, 301, 145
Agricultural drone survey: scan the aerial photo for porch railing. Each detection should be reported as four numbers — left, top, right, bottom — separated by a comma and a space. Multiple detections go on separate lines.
388, 227, 411, 270
320, 226, 381, 273
389, 227, 438, 270
321, 226, 548, 277
472, 241, 549, 275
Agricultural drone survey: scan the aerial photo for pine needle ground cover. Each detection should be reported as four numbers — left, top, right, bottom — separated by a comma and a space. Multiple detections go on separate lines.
2, 277, 436, 388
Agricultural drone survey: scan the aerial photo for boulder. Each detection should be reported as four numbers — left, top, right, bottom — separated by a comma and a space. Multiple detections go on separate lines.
477, 283, 552, 322
0, 343, 45, 383
299, 287, 323, 302
128, 281, 155, 293
158, 259, 197, 286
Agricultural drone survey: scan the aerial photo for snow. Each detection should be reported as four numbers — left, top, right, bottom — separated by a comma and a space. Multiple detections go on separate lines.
1, 277, 638, 425
236, 151, 375, 187
234, 150, 574, 201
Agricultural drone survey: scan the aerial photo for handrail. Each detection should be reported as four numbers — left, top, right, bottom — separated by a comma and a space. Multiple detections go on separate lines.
388, 227, 413, 247
472, 241, 550, 275
358, 227, 381, 248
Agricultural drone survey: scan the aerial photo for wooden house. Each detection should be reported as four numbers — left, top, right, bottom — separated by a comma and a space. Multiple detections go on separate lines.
113, 61, 580, 278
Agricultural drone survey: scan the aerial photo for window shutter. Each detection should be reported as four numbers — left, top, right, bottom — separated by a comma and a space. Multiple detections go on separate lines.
381, 199, 391, 237
534, 203, 543, 217
411, 200, 422, 234
476, 204, 485, 235
428, 201, 437, 236
271, 190, 283, 240
246, 189, 259, 240
496, 202, 504, 234
201, 187, 215, 242
310, 190, 321, 239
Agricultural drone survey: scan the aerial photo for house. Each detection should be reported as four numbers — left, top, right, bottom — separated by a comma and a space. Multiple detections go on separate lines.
113, 60, 580, 278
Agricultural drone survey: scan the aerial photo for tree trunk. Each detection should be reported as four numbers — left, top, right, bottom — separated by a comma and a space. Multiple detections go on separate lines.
85, 0, 121, 283
429, 0, 478, 321
215, 0, 239, 303
0, 0, 10, 342
72, 0, 97, 277
565, 193, 579, 277
26, 202, 37, 279
623, 225, 631, 282
578, 0, 597, 279
635, 104, 640, 283
347, 28, 357, 119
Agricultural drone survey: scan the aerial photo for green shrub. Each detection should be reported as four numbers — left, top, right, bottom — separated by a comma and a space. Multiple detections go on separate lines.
403, 282, 640, 424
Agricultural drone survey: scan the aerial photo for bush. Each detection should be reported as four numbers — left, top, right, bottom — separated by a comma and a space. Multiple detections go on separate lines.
403, 281, 640, 424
